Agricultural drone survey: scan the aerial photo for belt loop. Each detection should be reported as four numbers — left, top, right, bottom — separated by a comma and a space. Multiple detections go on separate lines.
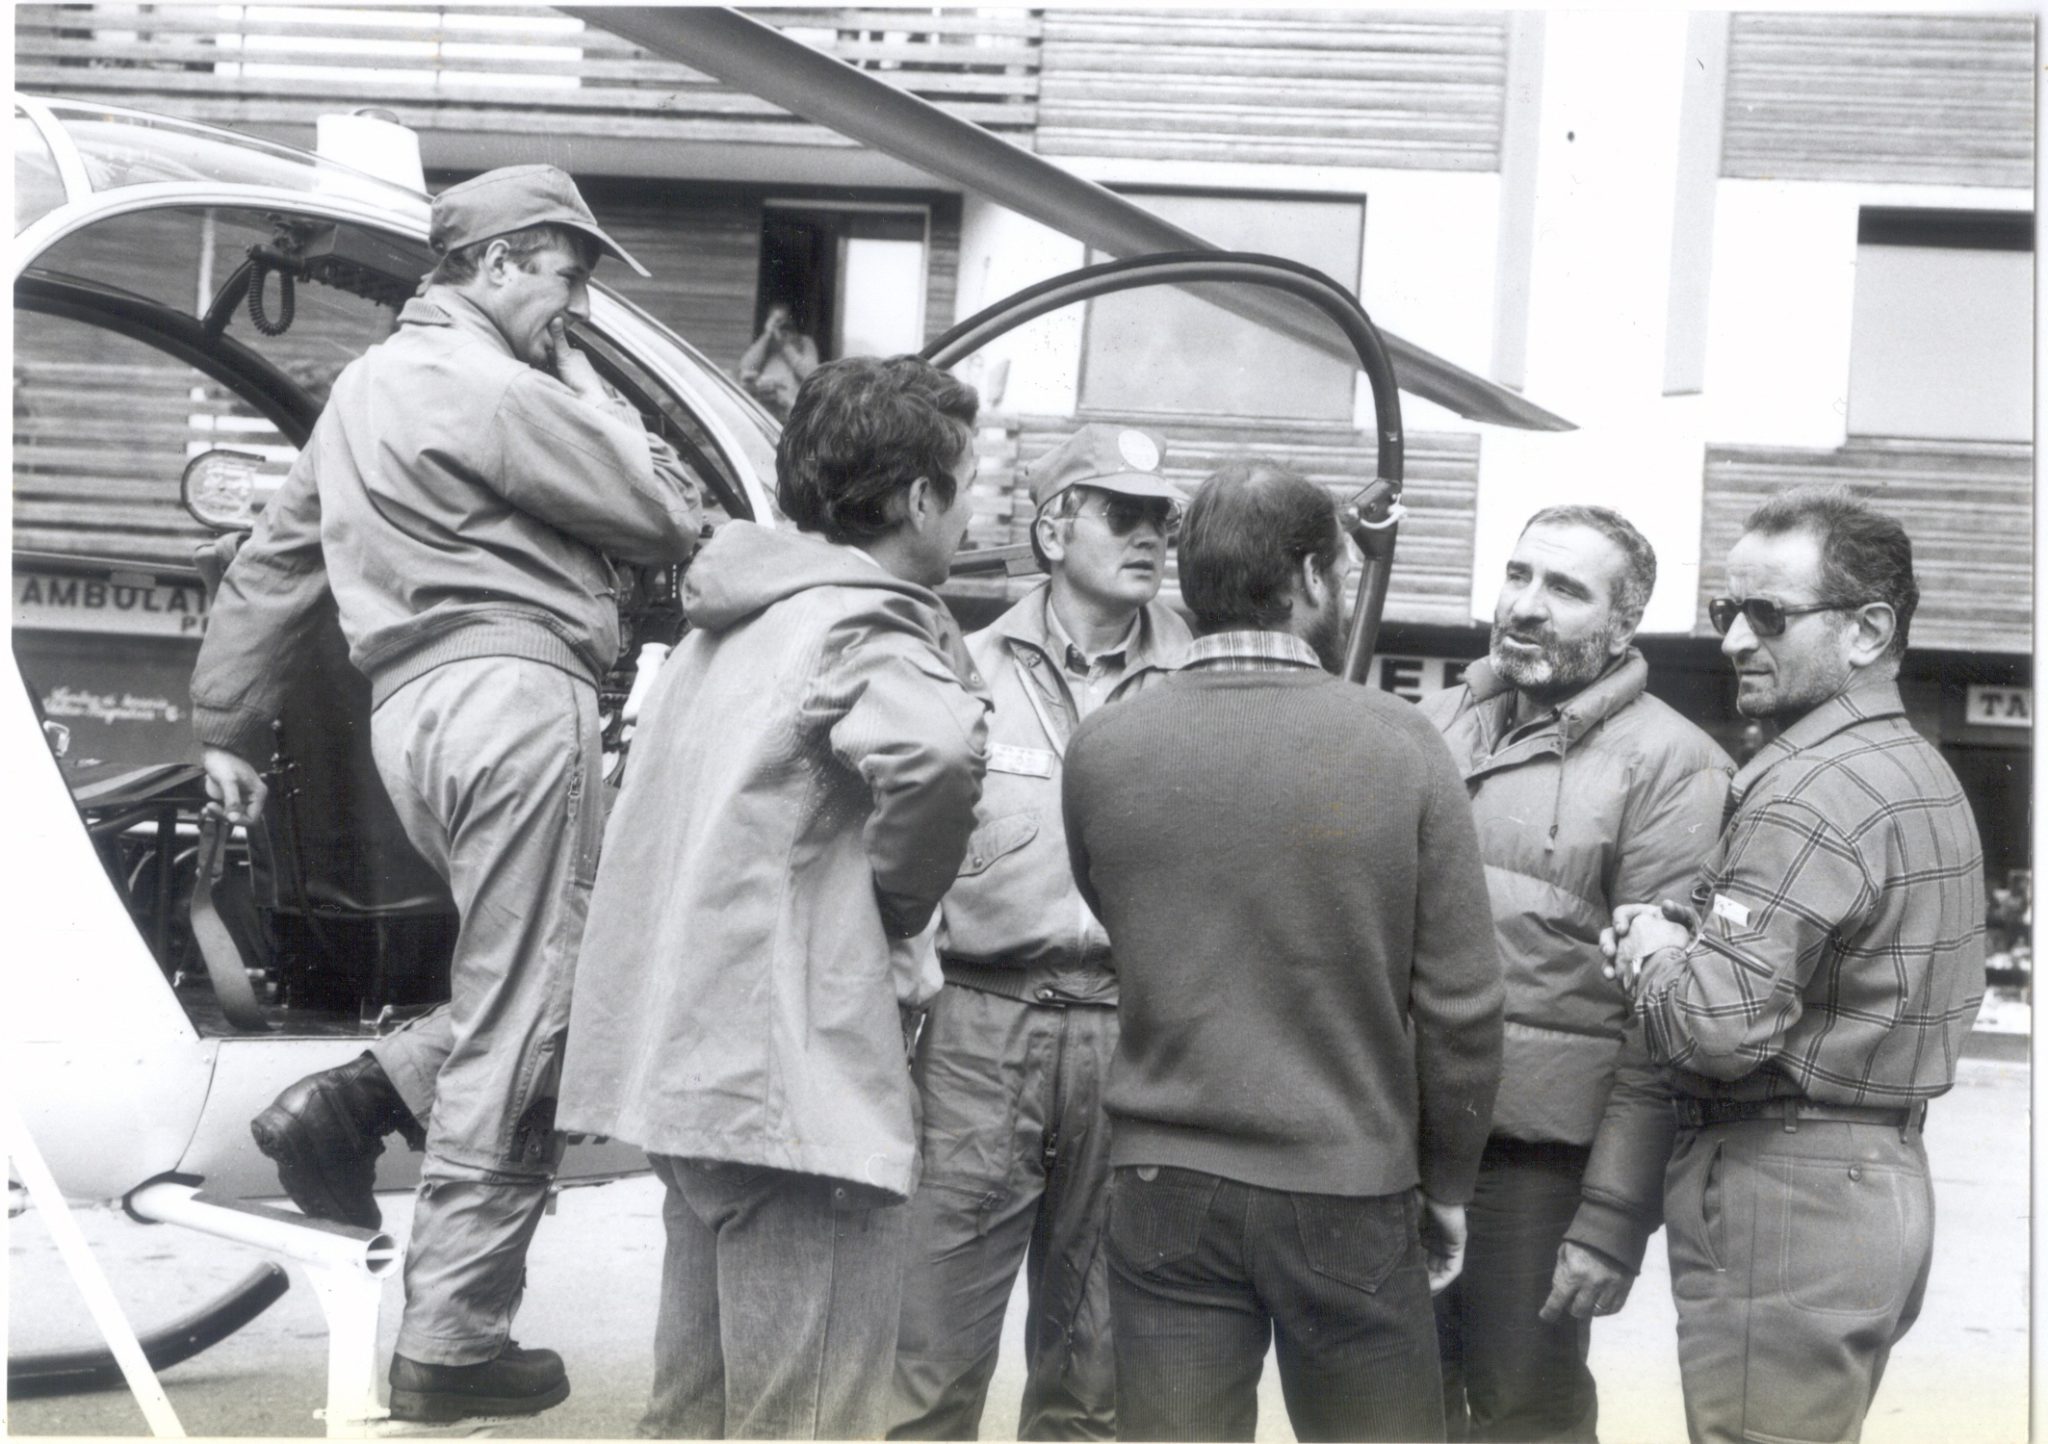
1901, 1099, 1926, 1144
1781, 1098, 1800, 1133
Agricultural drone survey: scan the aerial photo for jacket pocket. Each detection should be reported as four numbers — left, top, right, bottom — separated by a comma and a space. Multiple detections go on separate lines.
954, 811, 1040, 878
1293, 1190, 1416, 1294
1107, 1166, 1219, 1276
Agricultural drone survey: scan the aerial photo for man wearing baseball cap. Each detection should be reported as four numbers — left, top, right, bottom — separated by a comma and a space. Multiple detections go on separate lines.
890, 424, 1190, 1440
192, 164, 699, 1422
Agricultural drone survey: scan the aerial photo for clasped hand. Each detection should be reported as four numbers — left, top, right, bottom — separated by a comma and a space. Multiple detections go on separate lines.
1598, 900, 1695, 998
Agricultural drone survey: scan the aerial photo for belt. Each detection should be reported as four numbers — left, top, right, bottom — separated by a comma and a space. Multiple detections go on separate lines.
939, 955, 1114, 1006
1673, 1096, 1927, 1139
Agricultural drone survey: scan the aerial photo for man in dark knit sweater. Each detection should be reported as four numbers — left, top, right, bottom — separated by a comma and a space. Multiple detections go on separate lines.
1062, 459, 1504, 1443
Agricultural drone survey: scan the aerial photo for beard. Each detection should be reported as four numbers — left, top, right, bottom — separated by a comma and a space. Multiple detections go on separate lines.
1489, 618, 1614, 703
1306, 589, 1347, 674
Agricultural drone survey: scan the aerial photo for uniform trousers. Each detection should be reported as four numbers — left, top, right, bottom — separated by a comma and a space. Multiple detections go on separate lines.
1665, 1115, 1934, 1444
1105, 1165, 1444, 1443
640, 1155, 908, 1439
890, 984, 1118, 1441
1433, 1136, 1598, 1442
367, 657, 602, 1365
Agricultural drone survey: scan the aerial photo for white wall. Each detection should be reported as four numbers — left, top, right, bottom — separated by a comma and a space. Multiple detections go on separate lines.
953, 196, 1086, 416
1467, 11, 1709, 634
1703, 180, 2033, 448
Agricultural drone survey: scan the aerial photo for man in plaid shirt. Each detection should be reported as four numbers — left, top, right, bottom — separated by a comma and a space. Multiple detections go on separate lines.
1606, 486, 1985, 1444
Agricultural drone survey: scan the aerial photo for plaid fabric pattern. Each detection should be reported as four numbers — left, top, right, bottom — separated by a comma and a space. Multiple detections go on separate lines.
1636, 683, 1986, 1104
1178, 630, 1322, 674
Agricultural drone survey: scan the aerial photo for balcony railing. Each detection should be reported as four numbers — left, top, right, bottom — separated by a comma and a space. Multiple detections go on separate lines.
14, 5, 1041, 151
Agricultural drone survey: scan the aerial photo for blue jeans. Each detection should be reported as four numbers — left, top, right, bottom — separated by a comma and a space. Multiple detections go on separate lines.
1105, 1166, 1444, 1443
1433, 1136, 1598, 1442
640, 1155, 909, 1439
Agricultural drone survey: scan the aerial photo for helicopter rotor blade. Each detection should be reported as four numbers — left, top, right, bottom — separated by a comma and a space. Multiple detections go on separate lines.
561, 5, 1574, 432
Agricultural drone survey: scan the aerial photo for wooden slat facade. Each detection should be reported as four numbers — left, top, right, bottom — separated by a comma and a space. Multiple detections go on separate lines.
12, 5, 1041, 150
955, 413, 1481, 624
568, 182, 964, 381
1697, 440, 2032, 655
1035, 9, 1507, 170
14, 358, 274, 568
1721, 12, 2035, 188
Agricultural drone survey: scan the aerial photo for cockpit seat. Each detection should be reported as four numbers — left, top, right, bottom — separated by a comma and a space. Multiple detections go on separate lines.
195, 535, 455, 1017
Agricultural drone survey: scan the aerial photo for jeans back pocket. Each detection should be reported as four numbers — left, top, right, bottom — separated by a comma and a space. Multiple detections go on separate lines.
1291, 1190, 1416, 1294
1107, 1166, 1220, 1276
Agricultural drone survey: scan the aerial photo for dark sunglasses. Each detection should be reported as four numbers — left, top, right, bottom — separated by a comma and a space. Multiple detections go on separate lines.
1707, 596, 1869, 637
1073, 495, 1183, 539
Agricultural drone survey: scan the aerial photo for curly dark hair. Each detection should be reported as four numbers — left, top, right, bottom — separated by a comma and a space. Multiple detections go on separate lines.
775, 356, 979, 543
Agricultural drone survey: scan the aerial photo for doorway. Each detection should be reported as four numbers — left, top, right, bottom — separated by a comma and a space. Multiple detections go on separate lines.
756, 203, 929, 361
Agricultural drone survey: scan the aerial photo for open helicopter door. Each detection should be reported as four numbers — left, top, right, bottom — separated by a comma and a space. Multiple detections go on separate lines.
925, 251, 1410, 679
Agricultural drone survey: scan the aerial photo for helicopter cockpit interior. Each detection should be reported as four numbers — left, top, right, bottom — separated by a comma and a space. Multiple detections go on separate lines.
15, 166, 767, 1043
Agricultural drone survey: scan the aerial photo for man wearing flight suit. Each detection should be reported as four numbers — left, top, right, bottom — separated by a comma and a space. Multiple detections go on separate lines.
890, 424, 1190, 1440
192, 165, 701, 1423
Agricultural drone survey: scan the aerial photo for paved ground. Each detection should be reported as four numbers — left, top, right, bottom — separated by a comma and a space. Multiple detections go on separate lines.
5, 1052, 2029, 1441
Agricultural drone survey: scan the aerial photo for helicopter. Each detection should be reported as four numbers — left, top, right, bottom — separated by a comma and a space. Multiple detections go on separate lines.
7, 5, 1569, 1429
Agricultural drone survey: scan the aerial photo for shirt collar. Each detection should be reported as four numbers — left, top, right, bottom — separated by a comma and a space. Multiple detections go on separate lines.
1731, 678, 1908, 800
1043, 591, 1139, 673
400, 284, 519, 362
1179, 629, 1324, 673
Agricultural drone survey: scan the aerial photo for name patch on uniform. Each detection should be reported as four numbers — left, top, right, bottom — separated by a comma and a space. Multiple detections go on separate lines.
1712, 894, 1753, 929
988, 744, 1056, 778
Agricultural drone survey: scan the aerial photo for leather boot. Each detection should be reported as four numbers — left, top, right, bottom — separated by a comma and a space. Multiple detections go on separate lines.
248, 1051, 417, 1230
387, 1342, 570, 1423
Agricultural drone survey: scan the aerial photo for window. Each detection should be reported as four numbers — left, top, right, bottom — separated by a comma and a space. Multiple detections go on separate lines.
1080, 190, 1365, 421
1847, 208, 2032, 442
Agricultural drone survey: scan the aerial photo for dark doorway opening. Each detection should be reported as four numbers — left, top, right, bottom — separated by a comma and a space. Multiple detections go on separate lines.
755, 205, 930, 363
757, 208, 838, 359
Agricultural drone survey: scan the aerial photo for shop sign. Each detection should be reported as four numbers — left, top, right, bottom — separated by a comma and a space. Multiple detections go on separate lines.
1369, 654, 1472, 701
13, 571, 210, 637
1965, 685, 2032, 730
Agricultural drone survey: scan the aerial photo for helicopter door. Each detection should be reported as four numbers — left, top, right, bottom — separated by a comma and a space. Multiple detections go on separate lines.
927, 250, 1410, 670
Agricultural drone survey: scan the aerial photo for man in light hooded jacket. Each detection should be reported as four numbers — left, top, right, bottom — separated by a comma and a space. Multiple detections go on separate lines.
559, 355, 990, 1440
1420, 506, 1731, 1441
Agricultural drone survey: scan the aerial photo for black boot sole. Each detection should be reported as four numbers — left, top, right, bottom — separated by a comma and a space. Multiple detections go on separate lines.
248, 1108, 383, 1231
387, 1378, 571, 1424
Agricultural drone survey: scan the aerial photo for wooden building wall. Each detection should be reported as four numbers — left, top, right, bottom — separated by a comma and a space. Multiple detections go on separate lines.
1697, 441, 2032, 655
1035, 8, 1509, 170
1721, 12, 2035, 188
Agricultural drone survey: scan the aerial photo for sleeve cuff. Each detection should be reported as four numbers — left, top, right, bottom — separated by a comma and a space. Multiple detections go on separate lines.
193, 706, 273, 764
1564, 1196, 1653, 1275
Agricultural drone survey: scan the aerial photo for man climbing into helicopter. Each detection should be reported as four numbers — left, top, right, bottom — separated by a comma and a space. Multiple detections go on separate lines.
190, 163, 701, 1424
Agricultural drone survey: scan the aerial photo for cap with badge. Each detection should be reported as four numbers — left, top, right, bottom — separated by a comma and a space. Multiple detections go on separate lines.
430, 164, 649, 278
1025, 423, 1183, 510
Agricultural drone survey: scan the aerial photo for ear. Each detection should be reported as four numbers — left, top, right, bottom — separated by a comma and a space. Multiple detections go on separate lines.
1033, 510, 1068, 565
900, 475, 941, 532
1843, 601, 1897, 668
1297, 552, 1330, 612
480, 237, 516, 284
1607, 607, 1644, 659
